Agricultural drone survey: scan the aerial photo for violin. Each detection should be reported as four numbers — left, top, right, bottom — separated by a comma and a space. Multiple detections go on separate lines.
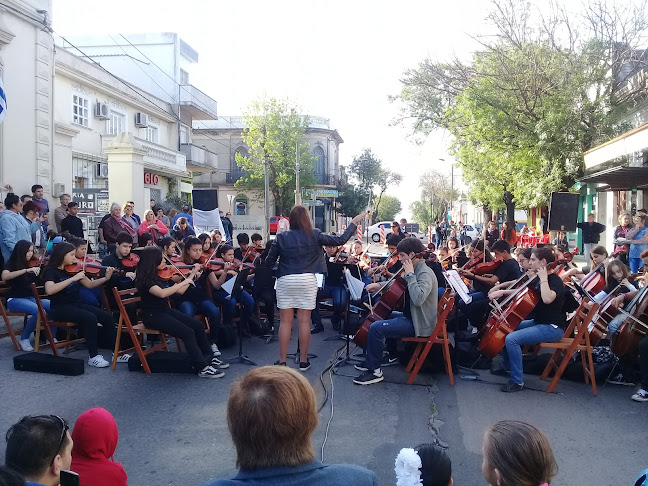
232, 258, 255, 271
469, 258, 503, 276
64, 259, 122, 276
121, 254, 140, 268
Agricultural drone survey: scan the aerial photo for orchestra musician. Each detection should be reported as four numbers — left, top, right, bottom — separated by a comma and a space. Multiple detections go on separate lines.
488, 247, 566, 392
560, 245, 608, 281
353, 237, 438, 385
157, 236, 179, 261
310, 244, 351, 334
367, 234, 403, 282
135, 246, 226, 378
251, 233, 264, 251
69, 237, 102, 308
454, 240, 493, 329
234, 233, 251, 261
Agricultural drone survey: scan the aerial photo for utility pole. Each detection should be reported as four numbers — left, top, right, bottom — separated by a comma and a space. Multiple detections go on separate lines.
264, 152, 270, 240
295, 140, 302, 206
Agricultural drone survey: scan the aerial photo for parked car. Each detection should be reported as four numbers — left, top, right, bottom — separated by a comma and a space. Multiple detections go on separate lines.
269, 216, 279, 234
463, 224, 479, 243
366, 221, 425, 242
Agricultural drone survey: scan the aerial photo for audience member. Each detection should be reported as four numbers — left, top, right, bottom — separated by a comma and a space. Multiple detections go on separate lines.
70, 408, 128, 486
481, 420, 557, 486
395, 444, 452, 486
4, 414, 73, 486
202, 366, 377, 485
0, 193, 42, 261
54, 194, 71, 233
60, 202, 84, 239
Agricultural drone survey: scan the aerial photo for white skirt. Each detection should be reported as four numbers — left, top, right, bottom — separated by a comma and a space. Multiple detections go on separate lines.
275, 273, 318, 310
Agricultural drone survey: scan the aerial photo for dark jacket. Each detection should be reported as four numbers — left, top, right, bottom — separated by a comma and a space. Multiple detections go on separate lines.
577, 221, 606, 244
265, 224, 357, 279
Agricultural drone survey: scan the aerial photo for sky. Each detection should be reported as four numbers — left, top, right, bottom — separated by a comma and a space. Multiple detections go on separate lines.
53, 0, 497, 220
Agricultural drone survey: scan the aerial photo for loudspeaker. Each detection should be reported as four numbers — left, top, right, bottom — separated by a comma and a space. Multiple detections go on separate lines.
128, 351, 195, 374
548, 192, 580, 232
14, 353, 85, 376
192, 189, 218, 212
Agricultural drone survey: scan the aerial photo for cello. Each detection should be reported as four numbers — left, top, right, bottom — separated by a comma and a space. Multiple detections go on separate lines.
610, 286, 648, 358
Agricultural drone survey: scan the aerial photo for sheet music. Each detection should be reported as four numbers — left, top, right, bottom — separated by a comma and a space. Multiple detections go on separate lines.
445, 269, 472, 304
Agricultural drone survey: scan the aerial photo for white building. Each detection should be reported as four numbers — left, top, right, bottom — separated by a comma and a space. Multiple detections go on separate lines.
191, 116, 344, 232
0, 0, 54, 201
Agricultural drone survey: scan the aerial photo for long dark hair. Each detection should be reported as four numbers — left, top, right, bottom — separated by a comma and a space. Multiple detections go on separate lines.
502, 221, 515, 241
415, 443, 452, 486
47, 242, 75, 269
183, 237, 202, 264
6, 240, 34, 271
289, 205, 313, 236
136, 246, 164, 293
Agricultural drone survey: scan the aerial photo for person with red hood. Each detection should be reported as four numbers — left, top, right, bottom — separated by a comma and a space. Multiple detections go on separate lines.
70, 408, 128, 486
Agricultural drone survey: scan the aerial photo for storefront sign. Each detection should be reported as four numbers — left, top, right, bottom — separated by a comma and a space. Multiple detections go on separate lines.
312, 189, 338, 198
72, 189, 100, 213
144, 172, 160, 185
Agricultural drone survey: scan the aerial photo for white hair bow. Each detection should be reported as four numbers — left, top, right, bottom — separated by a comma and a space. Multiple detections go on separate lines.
395, 447, 422, 486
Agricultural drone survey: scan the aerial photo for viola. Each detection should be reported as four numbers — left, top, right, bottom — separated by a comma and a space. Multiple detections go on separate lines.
121, 254, 140, 268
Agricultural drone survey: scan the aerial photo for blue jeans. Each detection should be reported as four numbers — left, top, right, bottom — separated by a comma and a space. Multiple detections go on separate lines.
629, 257, 643, 274
500, 319, 564, 385
457, 291, 487, 325
212, 288, 254, 326
79, 287, 101, 307
178, 300, 222, 342
607, 314, 624, 337
365, 311, 415, 371
311, 285, 348, 325
7, 297, 51, 340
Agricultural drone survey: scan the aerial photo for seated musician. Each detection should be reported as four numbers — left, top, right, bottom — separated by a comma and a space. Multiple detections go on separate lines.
251, 233, 264, 251
177, 236, 226, 359
171, 230, 185, 253
100, 232, 139, 325
157, 236, 179, 261
69, 237, 102, 308
210, 229, 223, 247
210, 244, 255, 335
311, 244, 351, 334
353, 238, 438, 385
460, 240, 522, 330
367, 235, 403, 284
234, 233, 250, 261
606, 250, 648, 338
488, 247, 566, 392
561, 245, 608, 281
349, 239, 371, 279
489, 248, 531, 295
197, 233, 212, 253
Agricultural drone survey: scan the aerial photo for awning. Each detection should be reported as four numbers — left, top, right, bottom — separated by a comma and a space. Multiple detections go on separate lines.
577, 166, 648, 191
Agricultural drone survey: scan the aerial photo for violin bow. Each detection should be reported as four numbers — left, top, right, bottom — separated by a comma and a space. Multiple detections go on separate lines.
38, 237, 51, 270
164, 254, 196, 286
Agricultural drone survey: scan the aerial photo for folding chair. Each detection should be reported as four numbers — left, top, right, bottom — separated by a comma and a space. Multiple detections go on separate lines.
32, 283, 85, 356
0, 282, 28, 350
403, 288, 455, 385
539, 299, 600, 395
111, 287, 180, 374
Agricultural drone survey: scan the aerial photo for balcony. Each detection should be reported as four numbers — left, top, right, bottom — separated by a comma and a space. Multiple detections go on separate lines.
226, 171, 247, 184
180, 143, 218, 171
179, 84, 218, 120
315, 173, 336, 186
102, 134, 187, 177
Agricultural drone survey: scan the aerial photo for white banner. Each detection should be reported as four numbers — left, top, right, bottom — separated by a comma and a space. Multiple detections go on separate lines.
193, 208, 225, 236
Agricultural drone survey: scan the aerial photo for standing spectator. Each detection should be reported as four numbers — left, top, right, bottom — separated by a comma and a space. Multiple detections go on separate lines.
0, 194, 42, 261
150, 198, 157, 210
485, 221, 499, 249
276, 212, 290, 235
625, 214, 648, 274
60, 202, 84, 238
613, 211, 633, 265
220, 210, 233, 243
121, 202, 139, 246
481, 420, 557, 486
100, 203, 137, 254
400, 218, 408, 235
54, 193, 70, 232
173, 205, 194, 227
138, 209, 169, 243
577, 213, 606, 258
201, 366, 377, 486
70, 408, 128, 486
390, 221, 406, 241
167, 208, 178, 226
31, 184, 49, 232
457, 222, 466, 245
501, 221, 517, 247
434, 220, 443, 248
394, 444, 452, 486
551, 230, 568, 247
4, 414, 73, 486
156, 207, 171, 229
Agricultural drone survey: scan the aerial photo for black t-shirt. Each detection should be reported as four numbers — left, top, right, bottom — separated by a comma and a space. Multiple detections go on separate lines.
140, 279, 170, 312
494, 258, 522, 285
181, 266, 211, 303
101, 253, 134, 289
233, 248, 246, 261
61, 215, 84, 238
43, 267, 80, 306
98, 213, 111, 229
5, 264, 37, 298
531, 273, 566, 328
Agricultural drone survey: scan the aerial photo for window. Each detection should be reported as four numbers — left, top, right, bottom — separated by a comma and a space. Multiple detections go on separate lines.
235, 195, 248, 215
312, 146, 326, 184
145, 125, 159, 143
72, 152, 108, 189
72, 94, 90, 127
106, 111, 126, 135
180, 125, 189, 144
180, 69, 189, 85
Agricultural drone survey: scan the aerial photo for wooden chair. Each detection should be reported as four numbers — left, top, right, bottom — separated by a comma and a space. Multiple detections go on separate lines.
538, 299, 600, 395
403, 289, 455, 385
0, 282, 28, 350
112, 287, 179, 374
31, 284, 85, 356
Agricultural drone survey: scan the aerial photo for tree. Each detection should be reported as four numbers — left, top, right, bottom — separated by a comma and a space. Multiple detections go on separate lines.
373, 170, 403, 221
409, 169, 459, 227
392, 0, 648, 220
336, 182, 369, 217
235, 97, 315, 214
376, 195, 402, 221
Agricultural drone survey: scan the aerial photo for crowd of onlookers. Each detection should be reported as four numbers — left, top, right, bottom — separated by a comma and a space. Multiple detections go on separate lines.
3, 365, 636, 486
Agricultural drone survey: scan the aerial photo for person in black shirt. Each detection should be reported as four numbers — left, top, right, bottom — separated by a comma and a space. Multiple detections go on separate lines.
43, 242, 119, 368
233, 233, 251, 261
1, 240, 50, 351
60, 202, 84, 238
488, 246, 566, 392
310, 245, 350, 333
69, 238, 101, 308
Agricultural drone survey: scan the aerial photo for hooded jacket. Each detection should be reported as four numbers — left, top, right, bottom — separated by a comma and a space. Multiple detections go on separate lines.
70, 408, 128, 486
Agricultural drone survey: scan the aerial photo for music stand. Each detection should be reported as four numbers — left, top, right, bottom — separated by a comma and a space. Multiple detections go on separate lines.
226, 268, 256, 366
253, 266, 277, 344
323, 262, 351, 342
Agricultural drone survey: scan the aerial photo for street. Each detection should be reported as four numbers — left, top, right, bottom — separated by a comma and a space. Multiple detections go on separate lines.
0, 312, 646, 486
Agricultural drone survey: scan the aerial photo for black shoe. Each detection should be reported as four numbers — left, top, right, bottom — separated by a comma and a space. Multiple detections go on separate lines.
299, 361, 311, 372
381, 355, 399, 367
490, 367, 510, 377
274, 360, 287, 366
354, 362, 368, 372
310, 324, 325, 334
500, 381, 524, 393
332, 319, 341, 331
353, 369, 384, 385
608, 373, 637, 386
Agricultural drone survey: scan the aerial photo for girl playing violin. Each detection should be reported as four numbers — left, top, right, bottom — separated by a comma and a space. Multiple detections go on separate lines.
560, 245, 608, 282
135, 245, 225, 378
44, 242, 120, 368
251, 233, 264, 252
69, 237, 102, 308
1, 240, 50, 351
157, 236, 179, 262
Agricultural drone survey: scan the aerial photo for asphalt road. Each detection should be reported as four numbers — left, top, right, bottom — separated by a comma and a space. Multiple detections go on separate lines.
0, 311, 646, 485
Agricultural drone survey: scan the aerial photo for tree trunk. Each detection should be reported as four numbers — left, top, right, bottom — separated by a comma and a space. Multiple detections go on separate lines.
482, 204, 493, 239
503, 190, 515, 225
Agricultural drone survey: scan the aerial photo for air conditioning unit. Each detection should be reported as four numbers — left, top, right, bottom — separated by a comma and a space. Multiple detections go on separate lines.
135, 112, 149, 128
95, 102, 111, 119
96, 163, 109, 178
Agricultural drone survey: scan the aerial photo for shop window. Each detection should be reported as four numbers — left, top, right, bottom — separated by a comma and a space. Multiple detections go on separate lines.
107, 110, 126, 136
72, 94, 90, 127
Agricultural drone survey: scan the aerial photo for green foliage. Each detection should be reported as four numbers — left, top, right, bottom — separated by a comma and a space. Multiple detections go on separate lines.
376, 194, 402, 221
409, 169, 459, 226
235, 97, 315, 214
337, 182, 369, 217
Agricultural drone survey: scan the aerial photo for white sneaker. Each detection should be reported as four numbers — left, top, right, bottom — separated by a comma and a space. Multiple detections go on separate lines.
113, 353, 131, 363
211, 343, 221, 357
88, 355, 110, 368
19, 339, 34, 352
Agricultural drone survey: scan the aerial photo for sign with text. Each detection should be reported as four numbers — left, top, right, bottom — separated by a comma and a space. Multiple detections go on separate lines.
144, 172, 160, 185
72, 189, 100, 213
305, 189, 338, 198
